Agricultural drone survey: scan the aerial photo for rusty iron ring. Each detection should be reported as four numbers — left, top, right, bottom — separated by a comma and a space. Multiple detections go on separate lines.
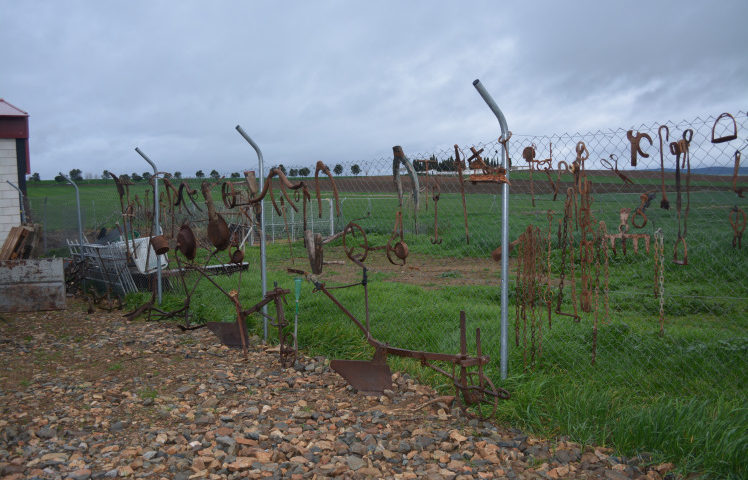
632, 193, 649, 229
385, 211, 408, 266
342, 222, 370, 263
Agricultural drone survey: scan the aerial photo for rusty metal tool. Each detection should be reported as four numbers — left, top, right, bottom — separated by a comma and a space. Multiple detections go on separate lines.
732, 150, 745, 198
730, 206, 746, 249
385, 211, 408, 266
201, 182, 231, 252
658, 125, 670, 209
601, 154, 634, 185
711, 112, 738, 144
467, 139, 511, 184
175, 181, 204, 216
556, 188, 580, 321
632, 191, 656, 229
294, 259, 509, 413
430, 182, 442, 244
627, 130, 653, 167
454, 145, 470, 244
314, 160, 341, 218
670, 129, 693, 265
392, 146, 420, 212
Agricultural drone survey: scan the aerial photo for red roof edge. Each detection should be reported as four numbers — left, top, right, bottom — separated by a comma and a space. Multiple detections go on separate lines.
0, 98, 29, 116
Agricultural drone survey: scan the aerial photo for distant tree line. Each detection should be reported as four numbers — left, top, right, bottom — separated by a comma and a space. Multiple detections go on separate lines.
36, 162, 367, 184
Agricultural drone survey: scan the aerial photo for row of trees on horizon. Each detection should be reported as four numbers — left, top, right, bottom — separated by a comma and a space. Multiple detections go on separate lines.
27, 163, 363, 183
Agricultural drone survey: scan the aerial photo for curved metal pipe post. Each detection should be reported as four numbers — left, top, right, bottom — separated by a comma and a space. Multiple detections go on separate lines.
235, 125, 268, 342
60, 173, 84, 247
5, 180, 26, 224
134, 147, 163, 305
473, 79, 510, 380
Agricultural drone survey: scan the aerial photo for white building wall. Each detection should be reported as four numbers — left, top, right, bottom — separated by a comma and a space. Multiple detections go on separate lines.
0, 138, 21, 247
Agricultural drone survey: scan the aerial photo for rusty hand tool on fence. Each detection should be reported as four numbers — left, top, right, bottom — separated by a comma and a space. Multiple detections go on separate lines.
601, 153, 634, 185
732, 150, 745, 198
730, 206, 746, 249
658, 125, 671, 209
522, 145, 537, 207
174, 181, 204, 216
626, 130, 653, 167
386, 211, 409, 266
201, 182, 231, 252
604, 208, 650, 255
108, 172, 138, 260
454, 145, 470, 244
490, 237, 521, 262
522, 144, 552, 207
670, 130, 693, 265
556, 188, 580, 322
467, 138, 511, 184
314, 160, 341, 218
711, 112, 738, 144
591, 220, 610, 365
632, 191, 656, 229
514, 225, 547, 370
430, 182, 442, 244
293, 259, 509, 415
392, 146, 420, 212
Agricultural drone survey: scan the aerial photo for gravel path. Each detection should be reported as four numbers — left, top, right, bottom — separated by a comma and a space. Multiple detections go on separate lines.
0, 303, 677, 479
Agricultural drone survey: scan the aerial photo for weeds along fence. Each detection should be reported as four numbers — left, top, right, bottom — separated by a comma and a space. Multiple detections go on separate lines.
24, 112, 747, 475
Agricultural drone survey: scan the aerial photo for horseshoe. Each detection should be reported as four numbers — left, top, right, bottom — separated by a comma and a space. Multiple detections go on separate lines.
627, 130, 653, 167
711, 112, 738, 144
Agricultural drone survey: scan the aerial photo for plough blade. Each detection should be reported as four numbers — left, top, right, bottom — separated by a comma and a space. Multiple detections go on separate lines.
330, 359, 392, 394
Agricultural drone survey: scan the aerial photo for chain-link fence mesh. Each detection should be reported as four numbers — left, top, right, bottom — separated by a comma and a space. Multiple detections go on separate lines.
26, 111, 747, 405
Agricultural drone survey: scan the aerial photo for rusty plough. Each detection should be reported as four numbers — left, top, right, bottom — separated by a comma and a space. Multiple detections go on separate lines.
290, 254, 509, 416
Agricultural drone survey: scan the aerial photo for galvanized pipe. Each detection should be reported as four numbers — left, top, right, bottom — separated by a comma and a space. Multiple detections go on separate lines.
60, 173, 84, 247
134, 147, 163, 305
472, 79, 510, 380
235, 125, 268, 343
5, 180, 26, 224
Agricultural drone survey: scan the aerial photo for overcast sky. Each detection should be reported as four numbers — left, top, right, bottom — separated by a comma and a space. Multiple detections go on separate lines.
1, 1, 746, 179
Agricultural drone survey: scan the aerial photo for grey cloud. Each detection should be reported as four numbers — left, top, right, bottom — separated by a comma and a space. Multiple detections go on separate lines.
0, 0, 746, 179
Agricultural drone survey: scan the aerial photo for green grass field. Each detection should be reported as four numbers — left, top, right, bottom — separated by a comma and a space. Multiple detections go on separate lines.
27, 177, 748, 479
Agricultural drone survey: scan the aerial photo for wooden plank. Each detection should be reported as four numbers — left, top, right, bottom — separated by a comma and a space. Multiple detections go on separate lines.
0, 283, 66, 312
8, 227, 29, 260
0, 226, 22, 260
0, 258, 64, 284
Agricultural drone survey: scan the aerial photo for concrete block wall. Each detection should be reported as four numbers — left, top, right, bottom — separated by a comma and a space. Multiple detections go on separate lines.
0, 138, 21, 247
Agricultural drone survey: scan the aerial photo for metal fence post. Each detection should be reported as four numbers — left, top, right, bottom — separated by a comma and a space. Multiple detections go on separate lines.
42, 197, 48, 253
60, 173, 84, 247
473, 79, 511, 381
235, 125, 268, 343
329, 198, 334, 236
6, 180, 26, 224
134, 147, 163, 306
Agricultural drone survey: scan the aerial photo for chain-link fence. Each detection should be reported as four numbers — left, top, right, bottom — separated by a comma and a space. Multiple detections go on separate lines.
23, 111, 746, 474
